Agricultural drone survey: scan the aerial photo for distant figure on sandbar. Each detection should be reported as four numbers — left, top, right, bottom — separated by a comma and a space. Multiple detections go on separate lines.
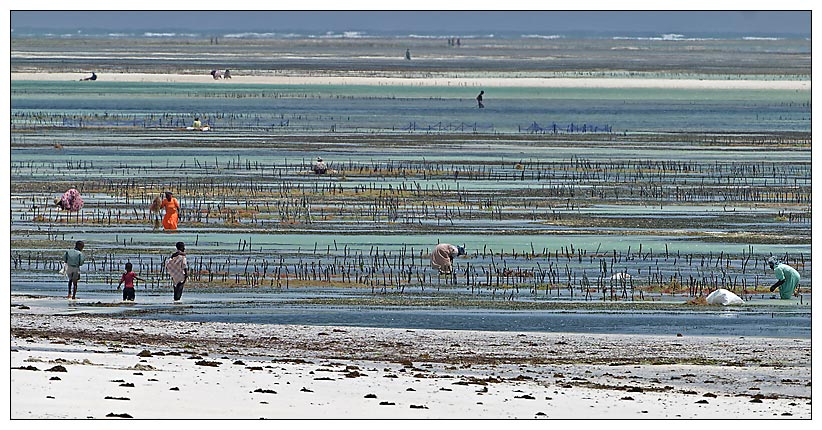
210, 69, 223, 79
767, 256, 801, 299
223, 69, 232, 79
431, 243, 465, 275
313, 157, 328, 174
476, 91, 484, 108
80, 72, 97, 81
192, 117, 202, 129
405, 49, 411, 60
161, 191, 180, 231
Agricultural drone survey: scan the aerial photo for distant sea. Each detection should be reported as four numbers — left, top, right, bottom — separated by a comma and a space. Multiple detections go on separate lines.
10, 28, 811, 43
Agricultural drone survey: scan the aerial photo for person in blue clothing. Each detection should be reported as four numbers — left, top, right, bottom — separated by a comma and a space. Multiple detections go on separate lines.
767, 256, 800, 299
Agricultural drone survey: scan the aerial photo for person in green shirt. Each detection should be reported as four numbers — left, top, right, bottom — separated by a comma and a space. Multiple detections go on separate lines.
768, 256, 800, 299
63, 241, 86, 299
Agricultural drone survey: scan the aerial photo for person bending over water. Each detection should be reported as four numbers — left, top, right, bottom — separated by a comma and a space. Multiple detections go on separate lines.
767, 256, 800, 299
430, 243, 465, 275
313, 157, 328, 174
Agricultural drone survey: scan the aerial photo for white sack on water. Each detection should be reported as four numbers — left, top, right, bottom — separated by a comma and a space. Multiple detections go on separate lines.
705, 288, 744, 306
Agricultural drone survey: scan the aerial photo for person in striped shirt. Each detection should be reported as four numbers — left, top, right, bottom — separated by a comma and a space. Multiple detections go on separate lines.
165, 242, 188, 301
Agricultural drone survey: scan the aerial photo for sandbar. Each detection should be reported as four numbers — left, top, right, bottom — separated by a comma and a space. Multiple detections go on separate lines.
10, 72, 810, 91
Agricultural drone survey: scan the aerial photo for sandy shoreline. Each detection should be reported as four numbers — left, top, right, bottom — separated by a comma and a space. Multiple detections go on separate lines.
9, 313, 811, 419
10, 72, 810, 90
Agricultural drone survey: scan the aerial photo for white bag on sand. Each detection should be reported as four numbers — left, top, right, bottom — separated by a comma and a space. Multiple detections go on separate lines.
58, 262, 67, 277
705, 288, 744, 306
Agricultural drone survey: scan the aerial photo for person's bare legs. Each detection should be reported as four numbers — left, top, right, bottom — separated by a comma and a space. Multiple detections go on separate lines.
68, 274, 79, 299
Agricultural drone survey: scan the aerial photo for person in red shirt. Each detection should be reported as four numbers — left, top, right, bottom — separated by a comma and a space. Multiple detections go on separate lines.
117, 262, 144, 301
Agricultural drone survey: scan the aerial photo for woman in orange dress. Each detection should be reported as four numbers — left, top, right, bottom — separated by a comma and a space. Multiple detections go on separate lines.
160, 191, 180, 230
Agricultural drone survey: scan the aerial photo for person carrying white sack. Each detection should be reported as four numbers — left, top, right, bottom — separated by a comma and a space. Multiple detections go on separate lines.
431, 243, 465, 275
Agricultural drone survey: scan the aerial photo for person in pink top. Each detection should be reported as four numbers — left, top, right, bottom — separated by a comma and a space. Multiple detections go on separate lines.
54, 188, 84, 211
117, 262, 144, 301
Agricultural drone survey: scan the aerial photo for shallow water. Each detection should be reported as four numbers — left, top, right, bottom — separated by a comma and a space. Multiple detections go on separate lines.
11, 283, 811, 339
10, 34, 811, 340
11, 81, 811, 133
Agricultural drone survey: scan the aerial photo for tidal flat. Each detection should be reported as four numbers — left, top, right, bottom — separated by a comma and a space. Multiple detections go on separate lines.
10, 32, 811, 419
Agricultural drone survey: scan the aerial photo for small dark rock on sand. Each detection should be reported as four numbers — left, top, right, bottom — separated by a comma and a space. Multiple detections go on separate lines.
695, 400, 709, 404
515, 394, 536, 400
46, 365, 67, 372
253, 388, 277, 394
364, 394, 378, 398
137, 350, 152, 357
104, 396, 131, 401
301, 387, 313, 392
106, 413, 133, 418
410, 405, 428, 409
169, 387, 180, 391
620, 397, 634, 401
50, 376, 61, 381
14, 365, 39, 371
379, 401, 395, 406
703, 393, 717, 398
195, 360, 221, 367
119, 383, 134, 387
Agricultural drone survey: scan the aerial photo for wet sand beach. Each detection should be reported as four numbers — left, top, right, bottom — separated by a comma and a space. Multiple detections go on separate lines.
10, 312, 811, 419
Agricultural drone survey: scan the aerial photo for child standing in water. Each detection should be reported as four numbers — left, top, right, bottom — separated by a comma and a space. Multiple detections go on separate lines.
117, 262, 144, 301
